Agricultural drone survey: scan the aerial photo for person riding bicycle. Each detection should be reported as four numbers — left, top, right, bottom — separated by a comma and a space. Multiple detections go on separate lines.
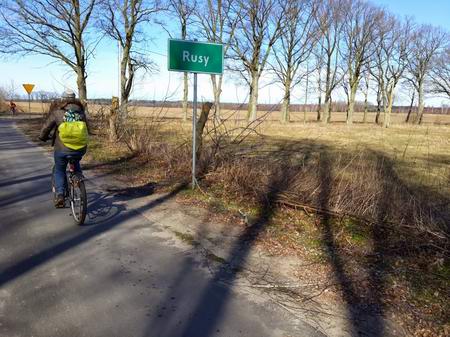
9, 101, 16, 115
39, 90, 89, 208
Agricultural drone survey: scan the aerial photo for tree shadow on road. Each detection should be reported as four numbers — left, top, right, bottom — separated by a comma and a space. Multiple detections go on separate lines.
0, 184, 187, 288
0, 173, 51, 189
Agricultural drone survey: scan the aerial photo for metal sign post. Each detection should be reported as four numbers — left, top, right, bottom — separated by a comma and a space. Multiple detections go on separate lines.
22, 84, 35, 113
192, 72, 198, 188
167, 39, 223, 189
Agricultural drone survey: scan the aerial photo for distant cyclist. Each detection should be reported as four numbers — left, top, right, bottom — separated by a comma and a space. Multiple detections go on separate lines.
9, 101, 16, 115
39, 90, 89, 208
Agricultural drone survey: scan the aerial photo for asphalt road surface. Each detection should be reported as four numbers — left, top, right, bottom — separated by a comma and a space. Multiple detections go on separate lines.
0, 119, 325, 337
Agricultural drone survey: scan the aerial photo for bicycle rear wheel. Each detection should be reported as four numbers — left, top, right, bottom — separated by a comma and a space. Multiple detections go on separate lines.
69, 177, 87, 225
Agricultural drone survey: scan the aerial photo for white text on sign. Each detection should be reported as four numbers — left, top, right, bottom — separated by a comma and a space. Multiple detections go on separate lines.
182, 51, 210, 67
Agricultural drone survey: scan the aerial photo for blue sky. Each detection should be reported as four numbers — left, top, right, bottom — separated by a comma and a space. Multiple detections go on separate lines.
372, 0, 450, 30
1, 0, 449, 105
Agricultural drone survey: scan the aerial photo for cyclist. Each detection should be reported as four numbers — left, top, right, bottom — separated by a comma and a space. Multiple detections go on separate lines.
9, 101, 16, 115
39, 90, 89, 208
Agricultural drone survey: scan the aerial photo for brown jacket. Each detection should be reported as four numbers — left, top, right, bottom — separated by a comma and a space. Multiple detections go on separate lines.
39, 99, 88, 153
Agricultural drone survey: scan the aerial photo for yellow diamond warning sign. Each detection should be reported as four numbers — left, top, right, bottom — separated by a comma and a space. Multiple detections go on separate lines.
22, 84, 35, 94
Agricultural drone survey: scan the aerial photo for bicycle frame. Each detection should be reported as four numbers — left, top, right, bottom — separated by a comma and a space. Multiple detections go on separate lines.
68, 161, 84, 186
66, 160, 87, 225
51, 159, 87, 225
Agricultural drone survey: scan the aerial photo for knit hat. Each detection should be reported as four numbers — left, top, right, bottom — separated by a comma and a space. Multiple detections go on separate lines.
62, 89, 76, 99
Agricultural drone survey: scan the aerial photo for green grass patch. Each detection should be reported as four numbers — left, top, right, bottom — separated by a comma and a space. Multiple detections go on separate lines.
341, 218, 370, 246
172, 230, 198, 247
204, 251, 227, 264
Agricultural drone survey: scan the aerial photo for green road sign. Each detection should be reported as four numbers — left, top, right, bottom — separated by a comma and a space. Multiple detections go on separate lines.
168, 39, 223, 75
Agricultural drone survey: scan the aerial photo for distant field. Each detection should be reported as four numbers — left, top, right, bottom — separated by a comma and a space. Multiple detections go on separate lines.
15, 101, 450, 125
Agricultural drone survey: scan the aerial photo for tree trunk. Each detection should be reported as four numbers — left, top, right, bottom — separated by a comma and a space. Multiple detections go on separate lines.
304, 69, 309, 124
214, 86, 221, 122
248, 72, 259, 121
405, 90, 415, 123
323, 51, 332, 124
363, 90, 369, 123
322, 96, 331, 124
182, 72, 189, 121
76, 68, 87, 107
119, 52, 129, 121
419, 112, 424, 124
347, 84, 357, 125
383, 90, 394, 128
375, 87, 382, 125
195, 102, 213, 160
327, 97, 332, 123
109, 97, 119, 142
317, 95, 322, 121
280, 80, 291, 123
414, 82, 424, 124
211, 74, 222, 122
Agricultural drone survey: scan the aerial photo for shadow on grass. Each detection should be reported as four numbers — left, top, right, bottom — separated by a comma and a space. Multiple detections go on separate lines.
316, 145, 448, 336
317, 149, 387, 336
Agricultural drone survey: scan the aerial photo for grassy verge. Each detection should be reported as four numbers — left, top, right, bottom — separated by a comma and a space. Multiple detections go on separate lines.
14, 113, 450, 336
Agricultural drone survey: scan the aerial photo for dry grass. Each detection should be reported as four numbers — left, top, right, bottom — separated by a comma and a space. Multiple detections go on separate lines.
257, 123, 450, 194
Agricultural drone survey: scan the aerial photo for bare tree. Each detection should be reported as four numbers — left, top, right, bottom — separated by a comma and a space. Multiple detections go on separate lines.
314, 0, 344, 124
271, 0, 317, 123
374, 83, 383, 124
6, 80, 19, 101
430, 47, 450, 99
0, 0, 98, 103
361, 68, 371, 123
229, 0, 283, 121
341, 0, 381, 125
196, 0, 239, 120
99, 0, 162, 120
372, 14, 412, 128
369, 52, 384, 124
313, 46, 325, 121
167, 0, 197, 121
402, 78, 416, 123
406, 24, 447, 124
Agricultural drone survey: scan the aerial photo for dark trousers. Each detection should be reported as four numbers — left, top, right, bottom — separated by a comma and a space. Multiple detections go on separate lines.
54, 150, 84, 195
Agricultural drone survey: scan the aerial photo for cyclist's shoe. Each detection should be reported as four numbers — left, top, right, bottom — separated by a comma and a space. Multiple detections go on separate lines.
54, 194, 65, 208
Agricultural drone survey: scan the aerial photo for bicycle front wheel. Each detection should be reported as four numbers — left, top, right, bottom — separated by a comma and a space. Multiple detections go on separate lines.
70, 178, 87, 225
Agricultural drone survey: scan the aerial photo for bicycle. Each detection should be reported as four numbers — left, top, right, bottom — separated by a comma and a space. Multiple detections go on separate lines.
51, 158, 87, 225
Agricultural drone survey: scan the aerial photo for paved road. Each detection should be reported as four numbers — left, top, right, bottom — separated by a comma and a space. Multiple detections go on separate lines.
0, 119, 325, 337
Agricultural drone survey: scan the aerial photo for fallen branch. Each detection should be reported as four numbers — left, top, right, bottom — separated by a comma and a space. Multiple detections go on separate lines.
275, 196, 449, 242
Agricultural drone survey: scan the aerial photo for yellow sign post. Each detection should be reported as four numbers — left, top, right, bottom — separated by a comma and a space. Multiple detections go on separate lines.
22, 84, 35, 113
